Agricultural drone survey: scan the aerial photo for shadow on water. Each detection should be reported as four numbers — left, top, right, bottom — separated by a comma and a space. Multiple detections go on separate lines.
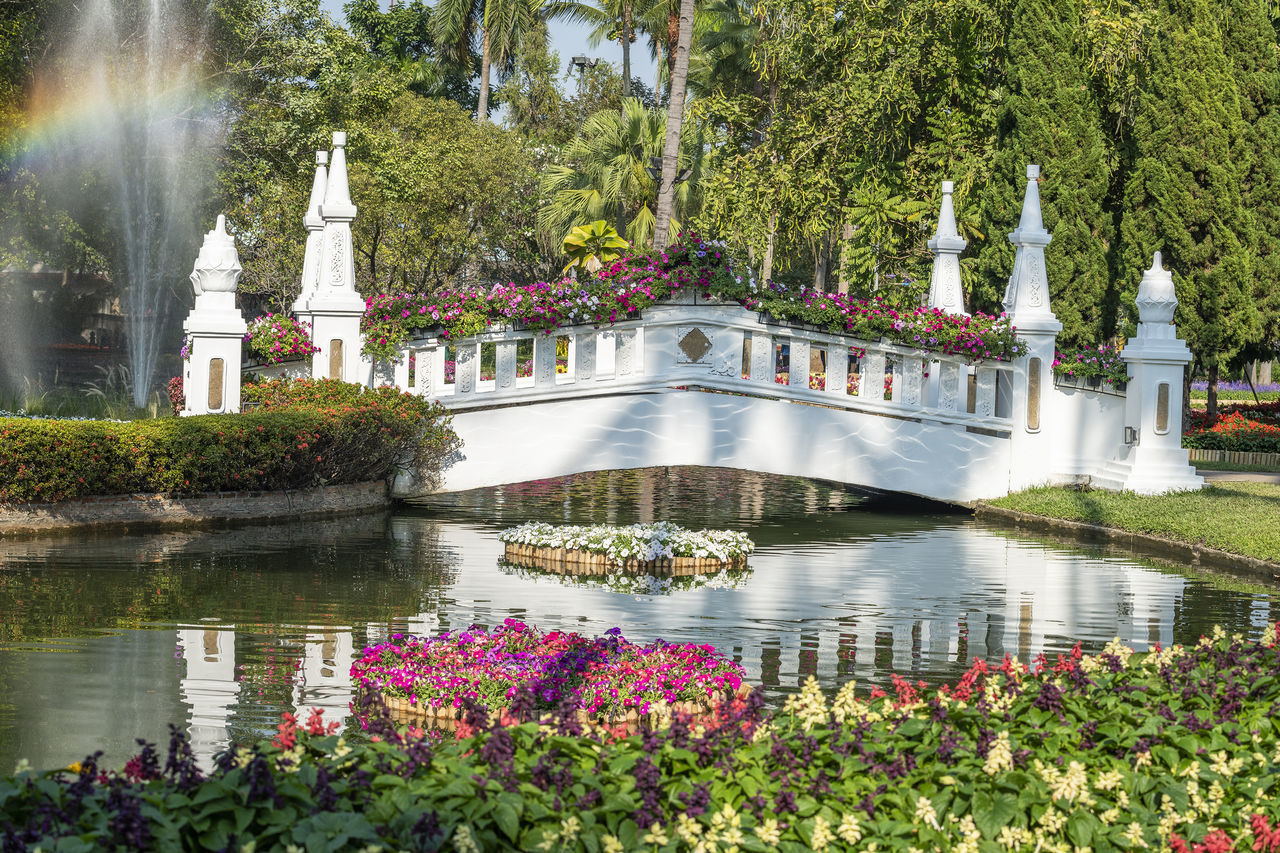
0, 466, 1277, 772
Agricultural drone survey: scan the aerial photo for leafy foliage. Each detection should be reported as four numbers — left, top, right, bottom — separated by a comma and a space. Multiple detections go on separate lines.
561, 219, 631, 273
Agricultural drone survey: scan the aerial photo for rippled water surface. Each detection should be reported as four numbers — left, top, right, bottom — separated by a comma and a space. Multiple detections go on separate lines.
1, 467, 1276, 772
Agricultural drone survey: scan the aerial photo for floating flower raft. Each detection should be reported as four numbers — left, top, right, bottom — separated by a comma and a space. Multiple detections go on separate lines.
351, 619, 750, 728
497, 521, 753, 575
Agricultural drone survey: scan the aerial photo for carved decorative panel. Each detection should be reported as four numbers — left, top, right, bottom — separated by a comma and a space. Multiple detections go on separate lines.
676, 327, 713, 364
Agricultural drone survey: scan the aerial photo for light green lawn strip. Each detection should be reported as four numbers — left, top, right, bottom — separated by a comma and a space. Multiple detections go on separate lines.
988, 482, 1280, 563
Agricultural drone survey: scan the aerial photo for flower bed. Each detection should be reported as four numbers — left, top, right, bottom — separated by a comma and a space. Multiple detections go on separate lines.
7, 625, 1280, 850
350, 619, 748, 725
497, 521, 754, 571
360, 232, 1024, 363
1185, 400, 1280, 452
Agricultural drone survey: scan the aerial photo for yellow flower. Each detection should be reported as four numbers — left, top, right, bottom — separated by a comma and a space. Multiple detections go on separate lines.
602, 834, 624, 853
914, 796, 939, 830
811, 816, 835, 851
984, 731, 1014, 776
1123, 823, 1148, 848
837, 813, 863, 844
756, 818, 782, 845
643, 823, 669, 845
452, 826, 481, 853
1051, 761, 1088, 802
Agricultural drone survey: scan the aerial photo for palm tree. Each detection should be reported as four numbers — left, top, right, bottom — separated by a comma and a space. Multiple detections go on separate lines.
539, 98, 703, 249
651, 0, 693, 247
433, 0, 552, 122
553, 0, 656, 98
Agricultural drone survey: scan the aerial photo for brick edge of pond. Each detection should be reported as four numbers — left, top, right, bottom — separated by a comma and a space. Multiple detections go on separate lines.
0, 480, 390, 535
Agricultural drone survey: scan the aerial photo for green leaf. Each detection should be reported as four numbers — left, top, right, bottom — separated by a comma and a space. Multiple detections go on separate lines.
972, 791, 1019, 839
1067, 811, 1096, 847
493, 801, 520, 841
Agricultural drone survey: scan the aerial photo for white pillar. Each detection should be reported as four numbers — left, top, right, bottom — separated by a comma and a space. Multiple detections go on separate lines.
926, 180, 968, 314
925, 180, 968, 406
1113, 253, 1204, 493
1003, 165, 1062, 491
292, 149, 328, 315
178, 627, 238, 770
182, 215, 247, 415
308, 131, 371, 385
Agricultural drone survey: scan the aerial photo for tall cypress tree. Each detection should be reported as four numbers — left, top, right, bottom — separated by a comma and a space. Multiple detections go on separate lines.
1222, 0, 1280, 371
1117, 0, 1260, 414
972, 0, 1113, 349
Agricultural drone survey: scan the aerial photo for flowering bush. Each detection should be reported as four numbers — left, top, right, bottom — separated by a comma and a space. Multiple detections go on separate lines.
7, 625, 1280, 851
351, 619, 747, 718
166, 376, 183, 415
360, 232, 1023, 363
1053, 343, 1129, 386
498, 521, 754, 562
243, 314, 320, 365
1184, 400, 1280, 452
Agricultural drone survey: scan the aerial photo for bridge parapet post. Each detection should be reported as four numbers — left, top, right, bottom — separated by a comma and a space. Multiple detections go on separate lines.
1100, 254, 1203, 493
1002, 165, 1063, 492
299, 132, 372, 387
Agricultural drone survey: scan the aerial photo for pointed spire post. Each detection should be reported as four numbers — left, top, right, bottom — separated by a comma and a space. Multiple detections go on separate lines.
1002, 165, 1057, 323
926, 180, 968, 315
1000, 165, 1063, 492
309, 130, 370, 385
293, 150, 329, 314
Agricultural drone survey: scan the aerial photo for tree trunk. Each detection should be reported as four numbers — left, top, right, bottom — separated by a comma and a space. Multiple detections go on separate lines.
665, 3, 680, 97
836, 221, 853, 294
477, 28, 492, 123
1207, 361, 1219, 420
652, 0, 694, 249
762, 210, 777, 285
621, 2, 632, 98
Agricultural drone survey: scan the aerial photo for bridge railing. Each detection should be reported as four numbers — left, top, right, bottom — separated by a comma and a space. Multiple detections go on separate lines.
380, 303, 1015, 432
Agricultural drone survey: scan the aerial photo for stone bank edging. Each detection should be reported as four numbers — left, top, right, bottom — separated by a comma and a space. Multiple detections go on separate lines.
0, 480, 390, 535
973, 503, 1280, 579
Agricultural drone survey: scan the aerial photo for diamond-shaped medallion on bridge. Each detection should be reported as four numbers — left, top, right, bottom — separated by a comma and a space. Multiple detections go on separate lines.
677, 327, 712, 363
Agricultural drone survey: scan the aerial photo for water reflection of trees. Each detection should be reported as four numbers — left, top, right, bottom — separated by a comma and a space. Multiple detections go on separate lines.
0, 515, 460, 642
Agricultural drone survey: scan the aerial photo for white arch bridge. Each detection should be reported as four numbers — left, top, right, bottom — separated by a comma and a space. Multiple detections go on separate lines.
381, 297, 1198, 505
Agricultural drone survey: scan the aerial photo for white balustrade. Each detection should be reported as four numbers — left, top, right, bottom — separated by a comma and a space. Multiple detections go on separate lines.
389, 305, 1014, 434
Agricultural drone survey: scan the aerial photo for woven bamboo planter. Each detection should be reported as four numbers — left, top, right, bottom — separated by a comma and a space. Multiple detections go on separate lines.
376, 683, 756, 733
502, 543, 748, 576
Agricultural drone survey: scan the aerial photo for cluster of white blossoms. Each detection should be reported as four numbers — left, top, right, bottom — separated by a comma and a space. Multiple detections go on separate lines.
499, 521, 755, 562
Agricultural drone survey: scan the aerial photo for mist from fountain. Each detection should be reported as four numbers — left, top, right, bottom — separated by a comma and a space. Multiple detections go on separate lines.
20, 0, 217, 407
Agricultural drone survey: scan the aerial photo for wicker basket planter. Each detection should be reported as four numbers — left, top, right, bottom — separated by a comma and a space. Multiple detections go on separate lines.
502, 542, 748, 575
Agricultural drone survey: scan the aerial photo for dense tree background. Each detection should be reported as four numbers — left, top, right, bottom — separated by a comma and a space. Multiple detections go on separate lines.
1, 0, 1279, 394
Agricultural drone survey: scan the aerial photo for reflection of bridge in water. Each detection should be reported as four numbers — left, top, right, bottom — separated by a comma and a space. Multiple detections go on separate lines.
164, 517, 1280, 764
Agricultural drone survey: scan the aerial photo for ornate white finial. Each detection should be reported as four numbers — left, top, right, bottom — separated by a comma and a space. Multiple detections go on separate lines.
190, 215, 242, 296
1135, 251, 1177, 337
927, 180, 967, 314
1001, 164, 1057, 323
321, 130, 356, 221
303, 150, 328, 231
1009, 165, 1048, 245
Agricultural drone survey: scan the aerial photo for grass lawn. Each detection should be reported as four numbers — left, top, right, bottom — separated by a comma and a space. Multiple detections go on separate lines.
1195, 460, 1280, 473
986, 482, 1280, 563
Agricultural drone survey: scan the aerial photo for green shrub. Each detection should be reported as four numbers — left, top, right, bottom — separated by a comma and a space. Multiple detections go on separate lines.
0, 380, 459, 501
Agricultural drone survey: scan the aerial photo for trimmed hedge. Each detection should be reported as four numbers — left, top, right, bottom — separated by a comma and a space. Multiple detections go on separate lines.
0, 379, 458, 502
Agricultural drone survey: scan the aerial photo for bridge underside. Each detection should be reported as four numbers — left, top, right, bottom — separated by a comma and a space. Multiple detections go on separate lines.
420, 388, 1014, 506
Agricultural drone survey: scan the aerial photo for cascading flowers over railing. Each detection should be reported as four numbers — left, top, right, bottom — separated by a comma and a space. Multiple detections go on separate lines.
1053, 343, 1129, 387
360, 233, 1024, 363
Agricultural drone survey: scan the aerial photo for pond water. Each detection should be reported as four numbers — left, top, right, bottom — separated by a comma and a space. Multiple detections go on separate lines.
1, 467, 1276, 773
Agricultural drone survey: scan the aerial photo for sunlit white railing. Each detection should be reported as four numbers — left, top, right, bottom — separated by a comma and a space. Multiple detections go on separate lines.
381, 303, 1015, 430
